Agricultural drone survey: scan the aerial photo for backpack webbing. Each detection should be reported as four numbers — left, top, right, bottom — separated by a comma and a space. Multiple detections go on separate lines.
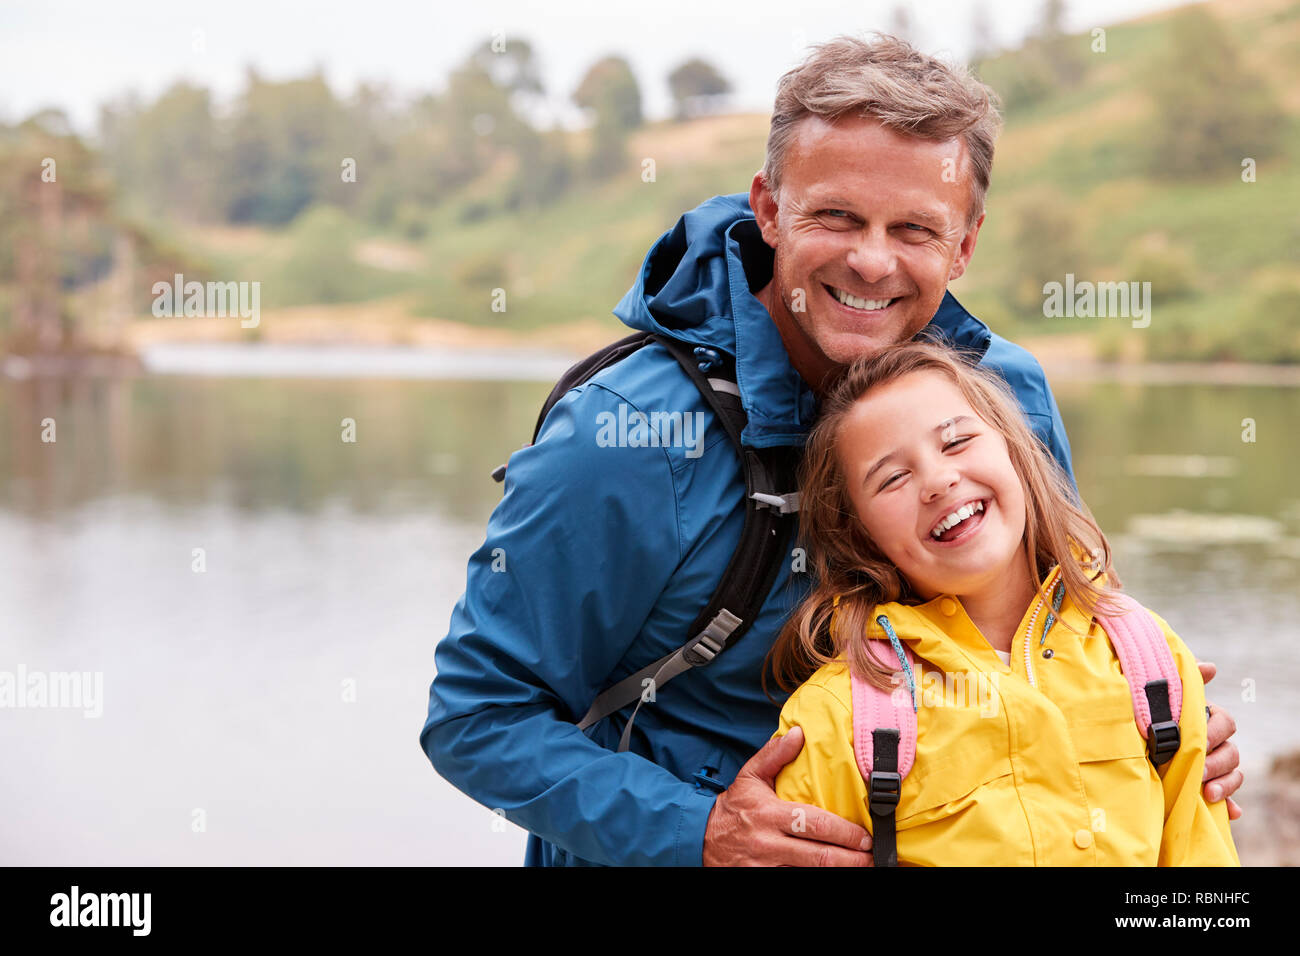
492, 333, 802, 753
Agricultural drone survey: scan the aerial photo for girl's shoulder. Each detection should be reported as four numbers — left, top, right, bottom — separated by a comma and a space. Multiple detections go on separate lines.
781, 658, 854, 718
775, 658, 856, 745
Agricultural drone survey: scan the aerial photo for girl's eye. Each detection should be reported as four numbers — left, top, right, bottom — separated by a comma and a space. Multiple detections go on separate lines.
944, 436, 972, 451
880, 471, 906, 490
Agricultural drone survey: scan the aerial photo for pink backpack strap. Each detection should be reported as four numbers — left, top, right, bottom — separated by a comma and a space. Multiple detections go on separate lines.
850, 630, 918, 867
850, 639, 919, 780
1094, 592, 1183, 766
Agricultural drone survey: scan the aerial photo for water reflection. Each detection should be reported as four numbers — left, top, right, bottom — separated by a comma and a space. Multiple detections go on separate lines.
0, 367, 1296, 864
0, 373, 556, 521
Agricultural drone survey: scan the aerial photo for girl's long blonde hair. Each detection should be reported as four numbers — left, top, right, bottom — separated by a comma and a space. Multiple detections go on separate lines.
765, 339, 1120, 696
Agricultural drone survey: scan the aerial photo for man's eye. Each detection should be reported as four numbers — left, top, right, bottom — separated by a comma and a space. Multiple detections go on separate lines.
821, 209, 850, 218
903, 223, 929, 232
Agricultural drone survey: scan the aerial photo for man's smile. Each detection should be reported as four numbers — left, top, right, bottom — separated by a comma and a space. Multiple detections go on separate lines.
822, 282, 902, 314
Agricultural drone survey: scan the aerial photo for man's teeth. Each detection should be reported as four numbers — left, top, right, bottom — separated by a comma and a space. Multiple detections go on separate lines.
931, 500, 985, 539
832, 287, 893, 311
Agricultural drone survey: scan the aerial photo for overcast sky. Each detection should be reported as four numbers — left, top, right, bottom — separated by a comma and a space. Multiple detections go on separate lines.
1, 0, 1192, 135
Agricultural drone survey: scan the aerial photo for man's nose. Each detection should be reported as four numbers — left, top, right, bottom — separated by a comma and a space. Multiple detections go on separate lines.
845, 229, 896, 285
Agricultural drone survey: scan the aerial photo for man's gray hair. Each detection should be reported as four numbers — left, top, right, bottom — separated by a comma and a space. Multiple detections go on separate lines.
761, 34, 1002, 229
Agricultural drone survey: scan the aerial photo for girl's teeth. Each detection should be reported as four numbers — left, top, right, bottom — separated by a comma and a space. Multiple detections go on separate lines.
931, 500, 985, 538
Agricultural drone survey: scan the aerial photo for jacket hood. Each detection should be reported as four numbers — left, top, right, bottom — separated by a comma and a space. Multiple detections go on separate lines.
613, 193, 996, 448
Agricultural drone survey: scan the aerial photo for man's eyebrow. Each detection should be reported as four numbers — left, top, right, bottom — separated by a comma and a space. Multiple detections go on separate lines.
806, 195, 858, 209
861, 416, 975, 487
803, 199, 948, 228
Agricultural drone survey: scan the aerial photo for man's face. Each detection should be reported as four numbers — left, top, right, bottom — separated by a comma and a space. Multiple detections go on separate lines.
750, 114, 983, 383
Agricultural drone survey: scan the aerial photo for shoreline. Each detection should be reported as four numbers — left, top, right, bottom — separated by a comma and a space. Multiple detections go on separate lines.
4, 312, 1298, 385
1039, 358, 1300, 387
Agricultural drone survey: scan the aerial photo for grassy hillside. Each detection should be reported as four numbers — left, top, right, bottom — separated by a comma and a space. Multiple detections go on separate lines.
959, 0, 1300, 361
173, 0, 1300, 362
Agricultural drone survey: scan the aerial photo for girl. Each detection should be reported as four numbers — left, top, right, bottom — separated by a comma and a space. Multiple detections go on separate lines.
768, 340, 1238, 866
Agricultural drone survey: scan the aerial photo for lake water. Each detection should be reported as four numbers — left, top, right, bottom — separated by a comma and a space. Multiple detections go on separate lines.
1, 348, 1297, 865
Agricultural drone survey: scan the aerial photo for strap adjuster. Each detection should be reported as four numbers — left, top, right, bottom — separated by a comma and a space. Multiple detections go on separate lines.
682, 609, 743, 666
1146, 720, 1181, 766
868, 771, 901, 816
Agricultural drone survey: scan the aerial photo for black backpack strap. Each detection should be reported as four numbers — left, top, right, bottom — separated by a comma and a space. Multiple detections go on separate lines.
868, 729, 902, 867
490, 331, 657, 483
575, 334, 801, 751
486, 331, 802, 751
1143, 679, 1181, 767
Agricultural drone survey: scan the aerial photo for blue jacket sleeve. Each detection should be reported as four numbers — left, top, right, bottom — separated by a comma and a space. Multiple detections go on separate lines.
419, 381, 717, 866
981, 334, 1078, 497
1036, 378, 1077, 498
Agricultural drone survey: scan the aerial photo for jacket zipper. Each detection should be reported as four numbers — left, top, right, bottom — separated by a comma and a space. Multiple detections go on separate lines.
1021, 568, 1062, 689
1022, 599, 1043, 689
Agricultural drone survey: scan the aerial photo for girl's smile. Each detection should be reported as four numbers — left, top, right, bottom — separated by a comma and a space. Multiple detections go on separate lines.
925, 497, 989, 547
836, 369, 1030, 603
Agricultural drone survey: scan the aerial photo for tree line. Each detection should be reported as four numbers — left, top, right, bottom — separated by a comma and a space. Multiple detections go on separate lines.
96, 42, 732, 234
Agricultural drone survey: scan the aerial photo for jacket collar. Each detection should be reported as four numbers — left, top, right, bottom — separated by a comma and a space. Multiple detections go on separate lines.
615, 193, 996, 449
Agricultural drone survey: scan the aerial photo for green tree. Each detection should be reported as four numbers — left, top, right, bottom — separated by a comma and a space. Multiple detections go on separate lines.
1036, 0, 1085, 88
219, 70, 350, 225
470, 37, 545, 101
1145, 6, 1285, 178
573, 55, 643, 179
667, 58, 731, 120
100, 82, 219, 222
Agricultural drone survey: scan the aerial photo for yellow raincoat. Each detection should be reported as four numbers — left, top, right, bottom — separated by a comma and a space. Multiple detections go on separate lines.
773, 568, 1239, 866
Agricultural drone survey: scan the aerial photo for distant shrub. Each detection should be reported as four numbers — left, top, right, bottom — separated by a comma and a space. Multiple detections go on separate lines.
452, 252, 506, 290
274, 204, 371, 305
1123, 237, 1197, 302
1222, 287, 1300, 364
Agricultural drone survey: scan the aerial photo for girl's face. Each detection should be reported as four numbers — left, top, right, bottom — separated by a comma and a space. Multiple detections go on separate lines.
836, 370, 1028, 600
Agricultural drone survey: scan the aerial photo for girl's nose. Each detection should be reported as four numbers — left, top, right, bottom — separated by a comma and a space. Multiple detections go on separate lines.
922, 467, 961, 502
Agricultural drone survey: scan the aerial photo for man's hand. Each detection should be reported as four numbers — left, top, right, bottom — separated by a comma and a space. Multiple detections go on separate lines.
702, 726, 873, 866
1198, 661, 1243, 820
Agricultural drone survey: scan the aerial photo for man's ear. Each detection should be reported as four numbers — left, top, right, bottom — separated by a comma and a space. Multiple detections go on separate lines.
948, 212, 985, 282
750, 171, 780, 249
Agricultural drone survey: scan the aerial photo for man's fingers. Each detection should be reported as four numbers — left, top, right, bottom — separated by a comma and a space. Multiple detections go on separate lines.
1197, 660, 1217, 686
1203, 738, 1240, 786
744, 726, 806, 785
782, 802, 872, 853
1204, 767, 1244, 803
1205, 706, 1238, 765
1226, 796, 1243, 821
786, 839, 874, 867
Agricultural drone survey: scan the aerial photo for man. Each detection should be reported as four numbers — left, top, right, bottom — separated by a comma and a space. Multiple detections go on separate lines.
420, 34, 1242, 866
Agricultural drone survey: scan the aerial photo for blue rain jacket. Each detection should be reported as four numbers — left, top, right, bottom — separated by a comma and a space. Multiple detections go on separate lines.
420, 193, 1076, 866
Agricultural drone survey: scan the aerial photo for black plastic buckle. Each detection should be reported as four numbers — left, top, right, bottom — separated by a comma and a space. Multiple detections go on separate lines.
868, 771, 901, 817
1146, 720, 1181, 766
682, 635, 723, 667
